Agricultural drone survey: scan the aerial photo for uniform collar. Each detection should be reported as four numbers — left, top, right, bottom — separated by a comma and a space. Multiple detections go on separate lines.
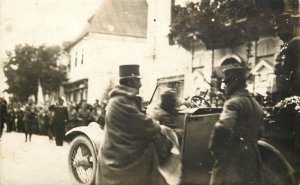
109, 85, 138, 98
228, 88, 251, 99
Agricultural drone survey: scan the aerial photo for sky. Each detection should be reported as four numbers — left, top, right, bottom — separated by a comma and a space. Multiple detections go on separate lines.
0, 0, 101, 94
0, 0, 101, 59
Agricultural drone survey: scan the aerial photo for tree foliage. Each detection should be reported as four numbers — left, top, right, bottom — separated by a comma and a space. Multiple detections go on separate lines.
3, 44, 67, 102
169, 0, 285, 49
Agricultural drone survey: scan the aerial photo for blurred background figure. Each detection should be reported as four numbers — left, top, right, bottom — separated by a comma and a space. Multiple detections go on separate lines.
37, 106, 45, 135
273, 12, 300, 102
147, 88, 183, 146
42, 107, 53, 142
15, 103, 25, 133
93, 99, 101, 109
6, 104, 15, 132
96, 100, 107, 129
0, 98, 8, 141
66, 103, 78, 131
23, 97, 37, 142
77, 100, 92, 126
147, 88, 178, 129
49, 97, 69, 146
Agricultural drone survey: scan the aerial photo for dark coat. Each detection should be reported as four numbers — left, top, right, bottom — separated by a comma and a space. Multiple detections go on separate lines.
275, 37, 300, 98
0, 99, 8, 133
209, 89, 264, 185
146, 104, 177, 129
49, 105, 69, 129
49, 105, 68, 146
99, 85, 165, 185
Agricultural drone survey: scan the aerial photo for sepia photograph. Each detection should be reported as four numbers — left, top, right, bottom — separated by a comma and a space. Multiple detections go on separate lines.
0, 0, 299, 185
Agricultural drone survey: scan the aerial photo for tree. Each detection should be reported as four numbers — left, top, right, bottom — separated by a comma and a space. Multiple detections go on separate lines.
169, 0, 285, 49
3, 44, 67, 102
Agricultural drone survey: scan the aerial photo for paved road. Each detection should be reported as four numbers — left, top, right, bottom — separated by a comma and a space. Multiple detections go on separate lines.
0, 132, 73, 185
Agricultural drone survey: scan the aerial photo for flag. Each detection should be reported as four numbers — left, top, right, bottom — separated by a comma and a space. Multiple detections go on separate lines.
37, 79, 44, 105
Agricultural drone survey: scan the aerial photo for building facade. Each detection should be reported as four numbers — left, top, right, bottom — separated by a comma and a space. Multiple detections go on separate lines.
64, 0, 289, 105
63, 0, 151, 104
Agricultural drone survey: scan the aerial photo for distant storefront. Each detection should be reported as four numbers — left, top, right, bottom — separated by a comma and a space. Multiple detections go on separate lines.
63, 78, 88, 103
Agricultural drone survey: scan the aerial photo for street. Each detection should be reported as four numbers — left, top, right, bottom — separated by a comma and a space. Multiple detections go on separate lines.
0, 132, 73, 185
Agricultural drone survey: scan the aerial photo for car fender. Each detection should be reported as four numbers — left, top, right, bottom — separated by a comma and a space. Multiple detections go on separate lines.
258, 140, 297, 184
65, 122, 104, 156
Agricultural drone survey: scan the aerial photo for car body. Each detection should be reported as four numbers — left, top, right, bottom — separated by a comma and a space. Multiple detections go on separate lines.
65, 106, 297, 185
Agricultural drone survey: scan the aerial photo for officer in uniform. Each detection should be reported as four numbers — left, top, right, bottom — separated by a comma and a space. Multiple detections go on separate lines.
274, 12, 300, 102
49, 97, 69, 146
209, 67, 264, 185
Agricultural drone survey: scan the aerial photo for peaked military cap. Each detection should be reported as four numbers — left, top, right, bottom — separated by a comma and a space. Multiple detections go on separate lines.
223, 67, 246, 83
274, 13, 294, 30
119, 65, 141, 79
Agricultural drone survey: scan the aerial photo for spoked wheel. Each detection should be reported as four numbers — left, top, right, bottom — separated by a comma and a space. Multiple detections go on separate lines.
68, 135, 97, 185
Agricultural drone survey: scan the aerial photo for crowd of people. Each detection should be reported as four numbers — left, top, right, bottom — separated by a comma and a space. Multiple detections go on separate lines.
0, 96, 106, 145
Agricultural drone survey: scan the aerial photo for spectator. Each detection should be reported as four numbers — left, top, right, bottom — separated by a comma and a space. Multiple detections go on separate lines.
37, 106, 45, 134
96, 102, 107, 129
0, 98, 8, 141
23, 98, 37, 142
15, 104, 25, 132
77, 100, 92, 126
6, 105, 15, 132
67, 104, 78, 130
93, 99, 101, 109
43, 108, 53, 142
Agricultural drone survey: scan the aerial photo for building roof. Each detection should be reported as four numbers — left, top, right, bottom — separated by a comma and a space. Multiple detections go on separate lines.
65, 0, 148, 50
90, 0, 148, 37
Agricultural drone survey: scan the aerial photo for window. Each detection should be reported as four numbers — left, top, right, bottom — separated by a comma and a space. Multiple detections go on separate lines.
81, 48, 84, 64
152, 75, 184, 104
75, 52, 78, 67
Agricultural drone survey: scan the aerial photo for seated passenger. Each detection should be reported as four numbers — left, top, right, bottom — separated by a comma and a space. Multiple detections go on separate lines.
147, 88, 183, 145
147, 88, 178, 128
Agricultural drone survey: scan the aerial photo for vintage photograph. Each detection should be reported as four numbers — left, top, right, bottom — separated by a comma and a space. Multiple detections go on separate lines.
0, 0, 299, 185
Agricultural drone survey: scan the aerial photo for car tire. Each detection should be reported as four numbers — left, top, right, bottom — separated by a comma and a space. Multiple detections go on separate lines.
68, 135, 97, 185
259, 144, 297, 185
263, 163, 297, 185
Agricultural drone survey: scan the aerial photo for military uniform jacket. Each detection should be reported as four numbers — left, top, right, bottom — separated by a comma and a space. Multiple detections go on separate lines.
209, 89, 264, 185
275, 37, 300, 96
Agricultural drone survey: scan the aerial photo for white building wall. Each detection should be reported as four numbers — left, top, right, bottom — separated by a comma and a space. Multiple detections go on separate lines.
67, 34, 149, 104
148, 0, 194, 100
65, 0, 284, 104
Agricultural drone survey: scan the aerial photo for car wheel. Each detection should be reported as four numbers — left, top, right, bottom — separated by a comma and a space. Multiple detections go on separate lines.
68, 135, 97, 185
263, 163, 297, 185
261, 151, 297, 185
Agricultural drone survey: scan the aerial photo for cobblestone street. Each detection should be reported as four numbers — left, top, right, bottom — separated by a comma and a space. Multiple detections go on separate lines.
0, 132, 73, 185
